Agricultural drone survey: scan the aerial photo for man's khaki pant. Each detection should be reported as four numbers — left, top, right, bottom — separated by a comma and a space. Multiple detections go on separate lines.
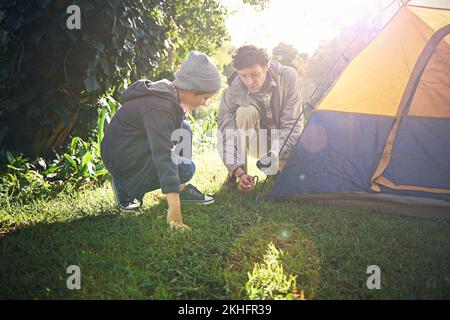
235, 105, 287, 172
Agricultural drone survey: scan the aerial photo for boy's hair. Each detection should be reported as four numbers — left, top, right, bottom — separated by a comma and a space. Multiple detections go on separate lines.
232, 45, 270, 70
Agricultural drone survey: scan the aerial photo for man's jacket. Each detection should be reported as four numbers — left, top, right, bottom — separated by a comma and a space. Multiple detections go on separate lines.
217, 61, 304, 175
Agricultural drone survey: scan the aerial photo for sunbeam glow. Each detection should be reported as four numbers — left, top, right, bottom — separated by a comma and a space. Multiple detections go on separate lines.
221, 0, 387, 54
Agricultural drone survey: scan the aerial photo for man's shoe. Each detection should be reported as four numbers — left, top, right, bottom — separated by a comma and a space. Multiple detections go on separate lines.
180, 184, 214, 205
111, 177, 141, 212
220, 175, 237, 191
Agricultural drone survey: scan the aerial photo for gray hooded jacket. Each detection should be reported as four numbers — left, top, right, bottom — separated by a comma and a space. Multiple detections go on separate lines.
101, 79, 184, 197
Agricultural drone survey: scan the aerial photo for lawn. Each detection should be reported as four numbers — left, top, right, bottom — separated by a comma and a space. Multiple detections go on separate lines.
0, 152, 449, 299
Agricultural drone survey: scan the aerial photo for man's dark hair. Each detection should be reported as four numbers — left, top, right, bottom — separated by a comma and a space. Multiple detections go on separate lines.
232, 45, 270, 70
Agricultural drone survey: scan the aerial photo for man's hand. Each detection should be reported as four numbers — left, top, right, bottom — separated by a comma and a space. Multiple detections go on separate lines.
238, 173, 256, 192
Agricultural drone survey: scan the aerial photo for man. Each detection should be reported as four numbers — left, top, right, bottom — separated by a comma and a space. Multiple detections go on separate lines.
217, 45, 304, 192
101, 51, 221, 230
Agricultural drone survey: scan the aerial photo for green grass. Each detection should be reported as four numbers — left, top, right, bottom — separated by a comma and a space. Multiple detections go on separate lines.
0, 152, 449, 299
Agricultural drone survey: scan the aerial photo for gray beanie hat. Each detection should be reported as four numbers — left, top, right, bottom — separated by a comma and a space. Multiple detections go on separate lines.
173, 51, 221, 93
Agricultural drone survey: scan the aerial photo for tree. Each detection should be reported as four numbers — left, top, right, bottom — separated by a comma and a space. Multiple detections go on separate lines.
212, 41, 234, 79
242, 0, 270, 11
0, 0, 229, 157
272, 42, 308, 76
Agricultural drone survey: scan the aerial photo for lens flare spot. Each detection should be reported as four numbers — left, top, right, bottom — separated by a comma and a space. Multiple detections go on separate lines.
279, 230, 291, 239
301, 123, 328, 153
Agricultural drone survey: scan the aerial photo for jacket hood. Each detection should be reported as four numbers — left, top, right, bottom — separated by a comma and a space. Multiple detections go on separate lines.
121, 79, 178, 104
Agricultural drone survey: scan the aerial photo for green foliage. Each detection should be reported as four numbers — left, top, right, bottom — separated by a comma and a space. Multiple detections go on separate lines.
161, 0, 229, 74
272, 42, 308, 76
96, 94, 119, 146
43, 93, 118, 186
1, 138, 106, 203
242, 0, 270, 11
188, 109, 218, 154
0, 0, 160, 154
212, 41, 235, 78
0, 93, 119, 203
245, 242, 305, 300
59, 136, 108, 183
0, 0, 229, 156
0, 151, 52, 203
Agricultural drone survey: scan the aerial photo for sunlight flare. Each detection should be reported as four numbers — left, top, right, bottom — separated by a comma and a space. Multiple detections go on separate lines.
222, 0, 385, 54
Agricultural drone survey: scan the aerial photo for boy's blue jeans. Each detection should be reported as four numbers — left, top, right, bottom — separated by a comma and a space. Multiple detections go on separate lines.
145, 120, 195, 192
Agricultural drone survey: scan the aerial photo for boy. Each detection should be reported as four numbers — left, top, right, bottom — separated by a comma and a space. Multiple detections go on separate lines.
101, 51, 221, 230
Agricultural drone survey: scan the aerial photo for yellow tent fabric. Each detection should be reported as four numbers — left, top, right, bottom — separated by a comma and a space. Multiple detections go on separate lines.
316, 5, 449, 117
410, 6, 450, 34
408, 35, 450, 117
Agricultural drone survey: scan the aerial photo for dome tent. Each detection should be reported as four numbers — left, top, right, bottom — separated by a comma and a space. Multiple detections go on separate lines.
267, 1, 450, 219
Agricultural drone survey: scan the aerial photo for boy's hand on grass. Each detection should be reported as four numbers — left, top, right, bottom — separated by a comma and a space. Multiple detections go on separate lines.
167, 219, 191, 231
166, 192, 190, 231
167, 207, 190, 230
167, 208, 190, 231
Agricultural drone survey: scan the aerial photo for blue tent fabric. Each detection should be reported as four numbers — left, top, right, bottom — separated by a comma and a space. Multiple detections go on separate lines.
382, 115, 450, 202
267, 111, 393, 199
267, 111, 450, 203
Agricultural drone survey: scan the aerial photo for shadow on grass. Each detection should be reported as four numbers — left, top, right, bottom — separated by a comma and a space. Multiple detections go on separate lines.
0, 188, 449, 299
0, 190, 296, 299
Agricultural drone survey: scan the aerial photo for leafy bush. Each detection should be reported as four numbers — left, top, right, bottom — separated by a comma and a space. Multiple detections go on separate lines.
0, 0, 229, 157
0, 151, 52, 203
1, 139, 106, 203
188, 109, 218, 154
0, 93, 118, 203
245, 242, 305, 300
56, 137, 107, 184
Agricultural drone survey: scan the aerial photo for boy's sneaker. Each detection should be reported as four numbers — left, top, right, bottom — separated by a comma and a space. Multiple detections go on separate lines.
180, 184, 214, 205
110, 177, 141, 212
